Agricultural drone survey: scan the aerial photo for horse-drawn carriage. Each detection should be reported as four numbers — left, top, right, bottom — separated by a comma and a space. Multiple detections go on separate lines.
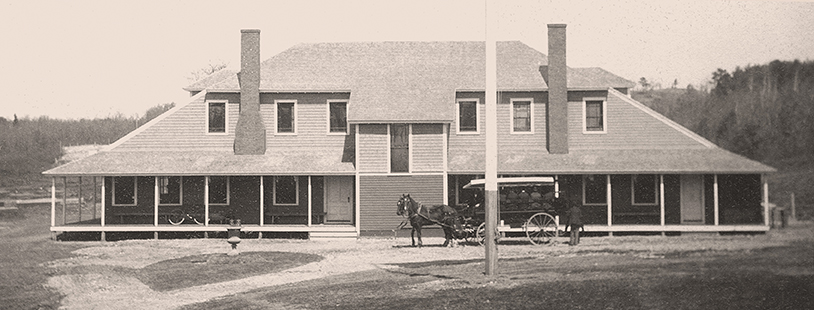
459, 177, 562, 245
397, 177, 565, 247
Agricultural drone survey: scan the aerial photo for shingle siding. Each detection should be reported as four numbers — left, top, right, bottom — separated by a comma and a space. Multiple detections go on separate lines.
569, 90, 707, 150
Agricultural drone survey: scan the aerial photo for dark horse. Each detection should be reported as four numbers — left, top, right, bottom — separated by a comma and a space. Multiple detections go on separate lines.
397, 194, 463, 247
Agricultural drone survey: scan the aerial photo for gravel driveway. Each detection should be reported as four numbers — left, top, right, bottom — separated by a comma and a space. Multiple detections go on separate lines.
45, 223, 813, 310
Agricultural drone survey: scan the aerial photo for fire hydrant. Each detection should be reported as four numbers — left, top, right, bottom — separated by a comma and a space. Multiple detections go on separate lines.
226, 219, 242, 256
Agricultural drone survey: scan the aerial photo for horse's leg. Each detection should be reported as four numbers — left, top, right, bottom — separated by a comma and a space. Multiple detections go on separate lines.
442, 227, 450, 247
411, 226, 416, 247
416, 225, 423, 247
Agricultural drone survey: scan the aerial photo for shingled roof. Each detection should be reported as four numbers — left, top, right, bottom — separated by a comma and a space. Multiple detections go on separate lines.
184, 41, 635, 123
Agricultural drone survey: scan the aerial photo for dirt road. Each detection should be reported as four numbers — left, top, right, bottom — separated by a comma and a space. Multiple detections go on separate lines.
45, 222, 813, 310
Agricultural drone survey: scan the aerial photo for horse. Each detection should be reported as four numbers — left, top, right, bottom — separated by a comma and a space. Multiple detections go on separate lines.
397, 194, 463, 247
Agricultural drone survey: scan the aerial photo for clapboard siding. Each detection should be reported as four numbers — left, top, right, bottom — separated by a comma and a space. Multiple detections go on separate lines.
357, 124, 389, 172
113, 92, 353, 154
359, 174, 445, 231
115, 96, 237, 151
569, 90, 706, 150
411, 124, 444, 172
449, 91, 548, 157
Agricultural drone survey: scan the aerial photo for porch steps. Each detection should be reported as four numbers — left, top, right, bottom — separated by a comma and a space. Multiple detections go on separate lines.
309, 231, 359, 239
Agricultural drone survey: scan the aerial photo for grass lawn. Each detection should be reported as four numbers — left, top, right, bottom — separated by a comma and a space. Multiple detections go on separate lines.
137, 251, 322, 291
181, 242, 814, 310
0, 205, 86, 310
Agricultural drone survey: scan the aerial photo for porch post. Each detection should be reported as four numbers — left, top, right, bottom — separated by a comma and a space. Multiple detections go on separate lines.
101, 177, 106, 226
713, 174, 719, 225
93, 177, 97, 219
606, 174, 612, 227
154, 177, 159, 226
205, 176, 210, 227
308, 176, 312, 227
659, 175, 665, 226
78, 177, 82, 222
62, 177, 67, 225
554, 175, 560, 198
51, 177, 56, 227
763, 174, 769, 226
259, 176, 264, 226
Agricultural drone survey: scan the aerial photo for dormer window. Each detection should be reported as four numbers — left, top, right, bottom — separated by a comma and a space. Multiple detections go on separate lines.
207, 101, 227, 134
457, 99, 479, 133
583, 98, 607, 133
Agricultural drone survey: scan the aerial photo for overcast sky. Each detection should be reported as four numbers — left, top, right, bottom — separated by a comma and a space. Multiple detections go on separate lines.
2, 0, 813, 120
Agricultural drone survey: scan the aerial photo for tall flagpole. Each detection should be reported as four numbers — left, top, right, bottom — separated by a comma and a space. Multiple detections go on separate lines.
484, 0, 499, 276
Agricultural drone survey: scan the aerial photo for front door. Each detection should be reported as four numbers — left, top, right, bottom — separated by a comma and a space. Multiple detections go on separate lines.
325, 176, 354, 223
680, 175, 705, 224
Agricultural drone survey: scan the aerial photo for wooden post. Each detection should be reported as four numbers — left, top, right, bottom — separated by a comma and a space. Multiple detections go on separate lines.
713, 174, 719, 225
205, 176, 210, 227
101, 177, 106, 226
78, 177, 82, 222
484, 0, 498, 276
62, 177, 67, 225
260, 176, 264, 226
763, 175, 769, 226
154, 177, 159, 227
790, 192, 796, 221
660, 174, 665, 236
606, 175, 612, 226
308, 176, 312, 227
93, 176, 97, 220
51, 177, 56, 227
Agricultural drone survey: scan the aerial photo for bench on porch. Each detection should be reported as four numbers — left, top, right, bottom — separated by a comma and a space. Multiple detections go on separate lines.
269, 212, 327, 224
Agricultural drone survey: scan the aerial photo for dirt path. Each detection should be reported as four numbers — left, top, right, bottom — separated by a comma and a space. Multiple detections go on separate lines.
45, 223, 813, 310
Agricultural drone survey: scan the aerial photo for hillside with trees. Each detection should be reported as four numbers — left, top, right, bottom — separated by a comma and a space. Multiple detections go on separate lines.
0, 103, 174, 185
633, 59, 814, 219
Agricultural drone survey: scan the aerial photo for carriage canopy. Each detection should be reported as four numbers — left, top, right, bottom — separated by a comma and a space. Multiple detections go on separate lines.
462, 177, 555, 189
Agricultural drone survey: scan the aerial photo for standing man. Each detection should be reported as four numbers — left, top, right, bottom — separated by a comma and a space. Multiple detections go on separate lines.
567, 202, 583, 246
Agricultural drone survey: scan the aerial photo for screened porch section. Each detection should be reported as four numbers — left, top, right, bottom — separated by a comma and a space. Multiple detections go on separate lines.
48, 175, 356, 240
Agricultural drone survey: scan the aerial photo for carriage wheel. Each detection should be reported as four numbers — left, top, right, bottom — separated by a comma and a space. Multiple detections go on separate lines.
525, 212, 557, 245
167, 209, 185, 225
476, 223, 486, 246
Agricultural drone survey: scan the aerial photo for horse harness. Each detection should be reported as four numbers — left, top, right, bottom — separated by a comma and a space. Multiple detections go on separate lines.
403, 201, 457, 230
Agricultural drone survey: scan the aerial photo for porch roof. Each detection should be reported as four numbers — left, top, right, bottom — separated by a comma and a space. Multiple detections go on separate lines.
448, 148, 776, 174
42, 149, 355, 176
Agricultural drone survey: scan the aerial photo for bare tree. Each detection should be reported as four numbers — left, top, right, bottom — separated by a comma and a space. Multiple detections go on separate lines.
187, 61, 229, 83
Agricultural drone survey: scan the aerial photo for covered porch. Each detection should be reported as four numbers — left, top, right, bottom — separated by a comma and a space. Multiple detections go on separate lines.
46, 174, 358, 241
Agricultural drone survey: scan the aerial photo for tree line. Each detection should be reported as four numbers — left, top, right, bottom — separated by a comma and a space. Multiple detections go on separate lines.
633, 59, 814, 163
0, 103, 174, 178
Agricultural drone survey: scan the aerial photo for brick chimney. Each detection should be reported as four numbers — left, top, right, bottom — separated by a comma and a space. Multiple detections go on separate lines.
234, 29, 266, 155
546, 24, 568, 154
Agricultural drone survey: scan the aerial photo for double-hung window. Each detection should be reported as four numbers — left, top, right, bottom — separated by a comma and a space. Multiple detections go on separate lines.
276, 100, 296, 134
583, 175, 607, 205
208, 176, 229, 205
207, 101, 227, 134
274, 176, 299, 205
511, 99, 533, 133
112, 176, 137, 206
584, 98, 606, 133
457, 99, 479, 133
631, 175, 657, 205
328, 100, 348, 134
158, 176, 182, 205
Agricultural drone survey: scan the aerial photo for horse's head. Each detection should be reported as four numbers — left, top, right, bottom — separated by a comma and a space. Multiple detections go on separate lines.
397, 194, 411, 216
